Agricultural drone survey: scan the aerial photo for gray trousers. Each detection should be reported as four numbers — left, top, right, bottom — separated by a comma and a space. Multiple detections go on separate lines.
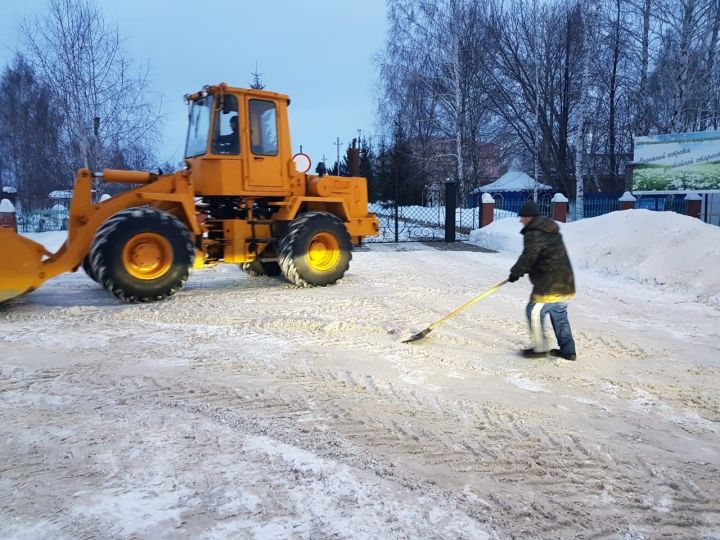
526, 301, 576, 355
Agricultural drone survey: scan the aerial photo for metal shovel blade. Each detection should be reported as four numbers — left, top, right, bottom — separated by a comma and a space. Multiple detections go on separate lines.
401, 327, 432, 343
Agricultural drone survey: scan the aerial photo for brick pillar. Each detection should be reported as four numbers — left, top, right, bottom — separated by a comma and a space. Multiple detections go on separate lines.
551, 193, 569, 222
480, 193, 495, 227
0, 199, 17, 231
685, 193, 702, 219
618, 191, 636, 210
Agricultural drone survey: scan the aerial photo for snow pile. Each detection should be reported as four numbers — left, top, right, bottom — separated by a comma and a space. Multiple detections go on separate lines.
470, 209, 720, 303
469, 217, 523, 253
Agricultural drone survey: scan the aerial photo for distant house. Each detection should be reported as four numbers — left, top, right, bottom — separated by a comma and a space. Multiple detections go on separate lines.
49, 190, 74, 206
477, 170, 552, 192
467, 170, 552, 206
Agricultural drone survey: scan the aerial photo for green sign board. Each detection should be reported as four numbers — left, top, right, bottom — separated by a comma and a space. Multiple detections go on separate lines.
633, 130, 720, 190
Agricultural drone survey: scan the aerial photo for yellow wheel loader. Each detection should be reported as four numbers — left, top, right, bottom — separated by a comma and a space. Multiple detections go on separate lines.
0, 84, 379, 303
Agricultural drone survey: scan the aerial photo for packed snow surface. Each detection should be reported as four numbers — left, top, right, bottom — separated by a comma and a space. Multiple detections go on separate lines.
1, 209, 719, 539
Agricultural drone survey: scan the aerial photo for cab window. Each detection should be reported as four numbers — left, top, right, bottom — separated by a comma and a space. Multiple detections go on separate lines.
185, 95, 213, 158
212, 94, 240, 155
249, 99, 278, 155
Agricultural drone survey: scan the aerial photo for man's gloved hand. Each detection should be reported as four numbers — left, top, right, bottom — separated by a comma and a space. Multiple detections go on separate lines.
508, 274, 520, 283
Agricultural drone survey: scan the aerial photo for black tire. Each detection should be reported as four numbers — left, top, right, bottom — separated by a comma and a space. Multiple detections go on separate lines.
90, 207, 195, 302
278, 211, 352, 287
240, 260, 282, 277
82, 254, 99, 283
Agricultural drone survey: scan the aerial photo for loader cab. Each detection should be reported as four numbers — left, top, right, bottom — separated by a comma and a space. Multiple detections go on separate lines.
184, 85, 293, 197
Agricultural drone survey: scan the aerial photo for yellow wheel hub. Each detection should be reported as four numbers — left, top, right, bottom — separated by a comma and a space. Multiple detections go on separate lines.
306, 232, 340, 272
122, 233, 173, 280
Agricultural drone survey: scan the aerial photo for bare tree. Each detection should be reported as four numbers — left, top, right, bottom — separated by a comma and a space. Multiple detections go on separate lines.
374, 0, 720, 209
480, 1, 585, 195
19, 0, 161, 189
378, 0, 491, 196
0, 55, 65, 207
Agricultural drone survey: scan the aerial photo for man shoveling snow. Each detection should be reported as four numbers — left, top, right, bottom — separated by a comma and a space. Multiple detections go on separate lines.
508, 201, 577, 360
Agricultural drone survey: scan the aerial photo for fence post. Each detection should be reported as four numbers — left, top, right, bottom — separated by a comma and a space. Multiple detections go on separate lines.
551, 193, 569, 222
619, 191, 636, 210
480, 193, 494, 228
0, 199, 17, 231
444, 181, 457, 243
684, 192, 702, 219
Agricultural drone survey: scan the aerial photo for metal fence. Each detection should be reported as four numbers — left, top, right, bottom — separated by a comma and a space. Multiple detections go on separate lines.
572, 194, 621, 220
16, 206, 69, 233
484, 191, 695, 224
367, 203, 473, 242
488, 192, 554, 218
8, 189, 708, 243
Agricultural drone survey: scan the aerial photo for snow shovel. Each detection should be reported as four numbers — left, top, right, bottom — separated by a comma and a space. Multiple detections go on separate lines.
401, 279, 509, 343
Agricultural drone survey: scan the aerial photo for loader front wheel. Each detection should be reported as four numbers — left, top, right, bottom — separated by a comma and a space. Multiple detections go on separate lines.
91, 208, 194, 302
278, 211, 351, 287
82, 255, 99, 283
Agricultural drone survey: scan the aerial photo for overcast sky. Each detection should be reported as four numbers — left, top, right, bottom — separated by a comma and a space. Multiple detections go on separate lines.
0, 0, 388, 169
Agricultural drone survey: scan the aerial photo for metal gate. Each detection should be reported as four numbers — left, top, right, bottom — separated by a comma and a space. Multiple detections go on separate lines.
366, 182, 472, 243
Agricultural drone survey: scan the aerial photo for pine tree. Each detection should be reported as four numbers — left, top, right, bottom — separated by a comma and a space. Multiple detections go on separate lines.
249, 62, 265, 90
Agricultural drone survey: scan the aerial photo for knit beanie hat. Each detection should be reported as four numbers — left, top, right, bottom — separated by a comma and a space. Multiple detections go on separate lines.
518, 201, 540, 217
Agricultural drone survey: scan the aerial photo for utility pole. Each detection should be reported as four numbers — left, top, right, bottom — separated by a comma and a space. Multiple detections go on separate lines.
333, 137, 343, 176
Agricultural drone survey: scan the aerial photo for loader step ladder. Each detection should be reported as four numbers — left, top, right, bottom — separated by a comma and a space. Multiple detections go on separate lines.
247, 218, 274, 253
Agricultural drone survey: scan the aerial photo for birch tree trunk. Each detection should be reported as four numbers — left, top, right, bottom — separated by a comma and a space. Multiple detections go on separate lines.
609, 0, 622, 179
574, 2, 598, 220
452, 30, 464, 195
670, 1, 697, 132
637, 0, 652, 133
701, 0, 720, 129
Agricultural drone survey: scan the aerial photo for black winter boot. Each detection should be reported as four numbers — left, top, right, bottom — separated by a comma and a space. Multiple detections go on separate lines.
550, 349, 576, 361
522, 348, 548, 359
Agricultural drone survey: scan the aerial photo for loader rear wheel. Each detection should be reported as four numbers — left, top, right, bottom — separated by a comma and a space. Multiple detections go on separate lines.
90, 208, 194, 302
240, 260, 282, 277
278, 211, 352, 287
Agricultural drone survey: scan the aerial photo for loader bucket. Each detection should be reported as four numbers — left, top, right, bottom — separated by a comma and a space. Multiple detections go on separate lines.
0, 229, 48, 303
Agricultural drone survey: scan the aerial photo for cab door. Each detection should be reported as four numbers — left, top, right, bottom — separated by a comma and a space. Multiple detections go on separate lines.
244, 98, 286, 191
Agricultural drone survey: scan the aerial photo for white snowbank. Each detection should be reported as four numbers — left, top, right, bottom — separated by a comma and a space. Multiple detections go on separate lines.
22, 231, 67, 252
470, 209, 720, 303
469, 217, 523, 253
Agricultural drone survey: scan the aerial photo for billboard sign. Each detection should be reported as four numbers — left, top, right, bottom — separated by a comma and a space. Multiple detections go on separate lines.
633, 130, 720, 190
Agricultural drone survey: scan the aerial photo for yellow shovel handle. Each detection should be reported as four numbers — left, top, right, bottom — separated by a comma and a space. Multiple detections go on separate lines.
428, 279, 509, 332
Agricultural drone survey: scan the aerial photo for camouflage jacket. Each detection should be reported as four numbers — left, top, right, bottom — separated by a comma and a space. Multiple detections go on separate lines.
510, 216, 575, 303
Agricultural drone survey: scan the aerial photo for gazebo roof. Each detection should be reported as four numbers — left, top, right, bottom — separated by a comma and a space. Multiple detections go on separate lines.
476, 171, 552, 192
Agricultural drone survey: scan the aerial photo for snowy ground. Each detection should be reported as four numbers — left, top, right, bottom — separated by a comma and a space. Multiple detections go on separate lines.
1, 210, 719, 539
